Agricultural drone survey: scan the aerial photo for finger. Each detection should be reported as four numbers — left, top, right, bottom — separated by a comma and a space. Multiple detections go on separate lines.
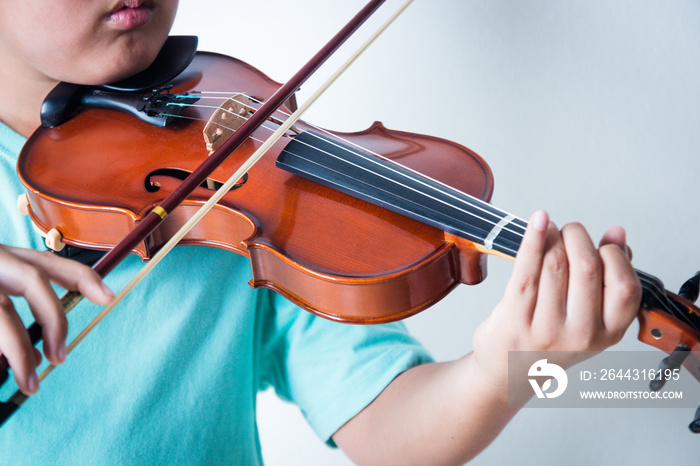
0, 294, 39, 395
561, 223, 604, 333
599, 226, 631, 259
505, 210, 550, 322
530, 223, 569, 329
33, 347, 42, 365
7, 246, 114, 305
599, 243, 641, 340
0, 248, 67, 366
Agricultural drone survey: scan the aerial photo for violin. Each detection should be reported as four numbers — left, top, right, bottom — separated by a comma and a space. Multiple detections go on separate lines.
19, 43, 496, 323
2, 2, 700, 439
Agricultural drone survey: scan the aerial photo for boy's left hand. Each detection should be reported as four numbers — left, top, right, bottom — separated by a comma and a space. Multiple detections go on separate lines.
471, 211, 642, 399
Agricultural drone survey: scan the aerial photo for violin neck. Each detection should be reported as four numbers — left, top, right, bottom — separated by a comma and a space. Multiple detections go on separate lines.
276, 130, 526, 258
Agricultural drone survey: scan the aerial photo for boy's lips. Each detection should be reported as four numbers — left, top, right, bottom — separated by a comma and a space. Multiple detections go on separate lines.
106, 0, 154, 28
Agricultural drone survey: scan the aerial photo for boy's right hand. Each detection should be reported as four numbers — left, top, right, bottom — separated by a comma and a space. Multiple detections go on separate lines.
0, 245, 114, 396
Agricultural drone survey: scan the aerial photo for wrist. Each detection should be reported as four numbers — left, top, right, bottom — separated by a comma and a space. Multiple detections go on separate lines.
462, 352, 534, 410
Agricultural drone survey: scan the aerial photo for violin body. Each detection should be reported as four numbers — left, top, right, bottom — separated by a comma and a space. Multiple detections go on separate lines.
18, 51, 494, 323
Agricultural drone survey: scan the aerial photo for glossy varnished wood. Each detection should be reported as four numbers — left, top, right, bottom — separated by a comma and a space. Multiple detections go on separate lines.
638, 303, 700, 384
18, 52, 494, 323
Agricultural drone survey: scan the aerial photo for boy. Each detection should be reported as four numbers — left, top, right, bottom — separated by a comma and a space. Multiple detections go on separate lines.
0, 1, 641, 464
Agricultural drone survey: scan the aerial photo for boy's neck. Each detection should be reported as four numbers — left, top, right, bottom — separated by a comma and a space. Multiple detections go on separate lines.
0, 40, 59, 138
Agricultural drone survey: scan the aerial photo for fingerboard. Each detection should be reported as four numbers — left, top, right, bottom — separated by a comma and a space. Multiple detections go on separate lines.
277, 130, 526, 257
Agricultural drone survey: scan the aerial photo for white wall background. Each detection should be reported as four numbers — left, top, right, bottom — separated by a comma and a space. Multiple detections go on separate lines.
172, 1, 700, 464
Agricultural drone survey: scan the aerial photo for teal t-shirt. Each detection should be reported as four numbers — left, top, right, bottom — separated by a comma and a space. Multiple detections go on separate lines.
0, 122, 432, 464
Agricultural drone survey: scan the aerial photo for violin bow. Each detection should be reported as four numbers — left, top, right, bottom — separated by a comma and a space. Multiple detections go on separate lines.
0, 0, 415, 426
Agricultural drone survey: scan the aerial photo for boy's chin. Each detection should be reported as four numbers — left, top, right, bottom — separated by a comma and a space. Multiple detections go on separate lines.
64, 36, 168, 86
63, 56, 157, 86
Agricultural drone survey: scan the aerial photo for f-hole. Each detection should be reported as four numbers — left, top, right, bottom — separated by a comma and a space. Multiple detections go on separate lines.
145, 168, 248, 193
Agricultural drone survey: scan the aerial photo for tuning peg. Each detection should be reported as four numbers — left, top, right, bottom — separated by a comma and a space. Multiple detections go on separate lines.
690, 406, 700, 434
650, 344, 690, 392
679, 271, 700, 303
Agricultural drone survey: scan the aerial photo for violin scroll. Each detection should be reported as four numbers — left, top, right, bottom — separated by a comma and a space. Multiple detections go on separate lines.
636, 270, 700, 433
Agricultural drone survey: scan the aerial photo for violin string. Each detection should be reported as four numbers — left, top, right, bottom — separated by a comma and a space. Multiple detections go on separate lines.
291, 130, 528, 238
174, 95, 528, 236
249, 94, 529, 230
184, 94, 530, 238
165, 98, 529, 246
159, 110, 285, 148
166, 106, 528, 249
